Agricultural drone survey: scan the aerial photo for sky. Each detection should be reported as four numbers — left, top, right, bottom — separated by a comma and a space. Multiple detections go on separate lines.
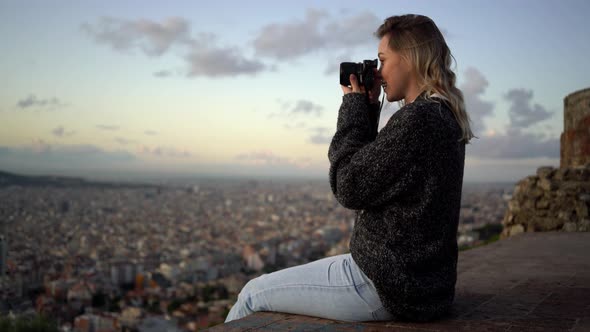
1, 0, 589, 183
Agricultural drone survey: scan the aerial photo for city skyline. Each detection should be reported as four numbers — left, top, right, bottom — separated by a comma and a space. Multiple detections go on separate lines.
1, 0, 589, 182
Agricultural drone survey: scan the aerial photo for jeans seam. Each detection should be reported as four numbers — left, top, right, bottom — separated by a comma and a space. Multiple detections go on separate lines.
247, 281, 374, 313
249, 280, 370, 294
355, 282, 379, 313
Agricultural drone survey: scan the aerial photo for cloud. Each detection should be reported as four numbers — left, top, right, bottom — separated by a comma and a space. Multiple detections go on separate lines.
81, 16, 192, 56
459, 67, 495, 135
0, 141, 137, 172
235, 150, 290, 165
465, 85, 559, 159
253, 8, 328, 59
463, 156, 559, 183
253, 9, 380, 60
456, 68, 558, 160
269, 98, 324, 119
144, 130, 158, 136
153, 70, 173, 78
96, 124, 120, 131
323, 11, 382, 48
114, 137, 136, 145
82, 16, 265, 77
52, 126, 75, 138
233, 150, 324, 176
466, 127, 559, 159
138, 145, 191, 158
16, 94, 67, 111
505, 88, 554, 129
308, 127, 333, 144
30, 138, 51, 153
324, 53, 351, 75
284, 121, 306, 130
291, 99, 324, 116
82, 11, 381, 78
184, 45, 265, 77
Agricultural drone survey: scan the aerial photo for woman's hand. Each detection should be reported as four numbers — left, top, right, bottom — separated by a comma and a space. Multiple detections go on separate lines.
341, 74, 362, 95
340, 69, 382, 104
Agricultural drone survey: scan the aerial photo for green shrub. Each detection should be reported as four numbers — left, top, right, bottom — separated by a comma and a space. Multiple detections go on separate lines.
0, 313, 59, 332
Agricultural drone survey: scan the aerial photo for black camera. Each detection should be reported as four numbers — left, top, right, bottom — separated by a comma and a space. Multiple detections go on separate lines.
339, 59, 378, 90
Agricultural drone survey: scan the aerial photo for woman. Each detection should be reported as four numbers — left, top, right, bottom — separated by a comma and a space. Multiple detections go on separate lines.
225, 13, 474, 323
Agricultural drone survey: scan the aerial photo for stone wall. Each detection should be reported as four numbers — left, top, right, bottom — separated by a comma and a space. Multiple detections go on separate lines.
501, 163, 590, 238
561, 87, 590, 168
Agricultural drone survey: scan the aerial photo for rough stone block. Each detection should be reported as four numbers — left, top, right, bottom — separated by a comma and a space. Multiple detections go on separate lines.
508, 224, 524, 236
580, 193, 590, 202
576, 202, 589, 218
536, 199, 550, 209
539, 179, 558, 191
556, 190, 568, 198
557, 210, 574, 222
554, 168, 570, 181
579, 219, 590, 231
502, 213, 515, 227
536, 166, 555, 179
531, 217, 564, 231
508, 200, 521, 214
528, 187, 544, 199
563, 222, 578, 232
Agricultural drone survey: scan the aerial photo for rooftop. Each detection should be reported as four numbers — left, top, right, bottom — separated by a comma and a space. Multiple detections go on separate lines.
205, 231, 590, 331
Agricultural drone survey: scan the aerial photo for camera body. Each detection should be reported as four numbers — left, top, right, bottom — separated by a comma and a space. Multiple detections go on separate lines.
339, 59, 378, 90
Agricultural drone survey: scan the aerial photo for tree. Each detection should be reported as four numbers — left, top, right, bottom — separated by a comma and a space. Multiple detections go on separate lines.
0, 313, 59, 332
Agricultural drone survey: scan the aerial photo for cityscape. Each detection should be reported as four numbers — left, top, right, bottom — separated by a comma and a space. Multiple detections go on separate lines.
0, 171, 512, 331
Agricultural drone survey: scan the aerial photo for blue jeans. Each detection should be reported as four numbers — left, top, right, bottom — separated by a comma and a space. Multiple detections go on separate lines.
224, 253, 395, 323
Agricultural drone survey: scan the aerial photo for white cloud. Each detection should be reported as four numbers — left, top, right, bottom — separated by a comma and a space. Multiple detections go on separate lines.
253, 8, 329, 59
16, 94, 67, 111
0, 142, 137, 172
184, 45, 265, 77
114, 137, 136, 145
460, 67, 495, 135
466, 127, 559, 159
52, 126, 75, 138
505, 88, 554, 129
153, 70, 173, 78
253, 9, 380, 60
308, 127, 333, 145
96, 124, 120, 131
81, 16, 192, 56
138, 145, 191, 158
269, 99, 324, 119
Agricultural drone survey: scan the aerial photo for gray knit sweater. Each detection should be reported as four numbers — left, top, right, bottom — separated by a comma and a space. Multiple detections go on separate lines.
328, 92, 465, 322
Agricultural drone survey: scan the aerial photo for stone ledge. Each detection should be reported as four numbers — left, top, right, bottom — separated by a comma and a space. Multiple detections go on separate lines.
205, 231, 590, 331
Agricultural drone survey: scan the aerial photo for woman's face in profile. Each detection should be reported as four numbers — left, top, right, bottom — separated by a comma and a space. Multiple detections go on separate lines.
378, 34, 413, 103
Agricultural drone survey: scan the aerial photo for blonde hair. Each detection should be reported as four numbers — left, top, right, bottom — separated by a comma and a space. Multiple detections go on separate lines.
375, 14, 476, 144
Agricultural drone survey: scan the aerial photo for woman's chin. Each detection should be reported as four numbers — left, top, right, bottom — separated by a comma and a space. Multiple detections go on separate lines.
386, 94, 399, 103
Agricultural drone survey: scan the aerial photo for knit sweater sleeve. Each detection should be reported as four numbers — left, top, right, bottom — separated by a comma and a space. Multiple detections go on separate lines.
328, 93, 427, 210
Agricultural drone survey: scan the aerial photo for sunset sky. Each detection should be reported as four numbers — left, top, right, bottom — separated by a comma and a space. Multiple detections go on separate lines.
1, 0, 589, 182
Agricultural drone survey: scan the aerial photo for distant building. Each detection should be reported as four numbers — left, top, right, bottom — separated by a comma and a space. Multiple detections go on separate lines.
109, 259, 144, 286
242, 245, 265, 271
0, 234, 6, 278
74, 312, 119, 332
